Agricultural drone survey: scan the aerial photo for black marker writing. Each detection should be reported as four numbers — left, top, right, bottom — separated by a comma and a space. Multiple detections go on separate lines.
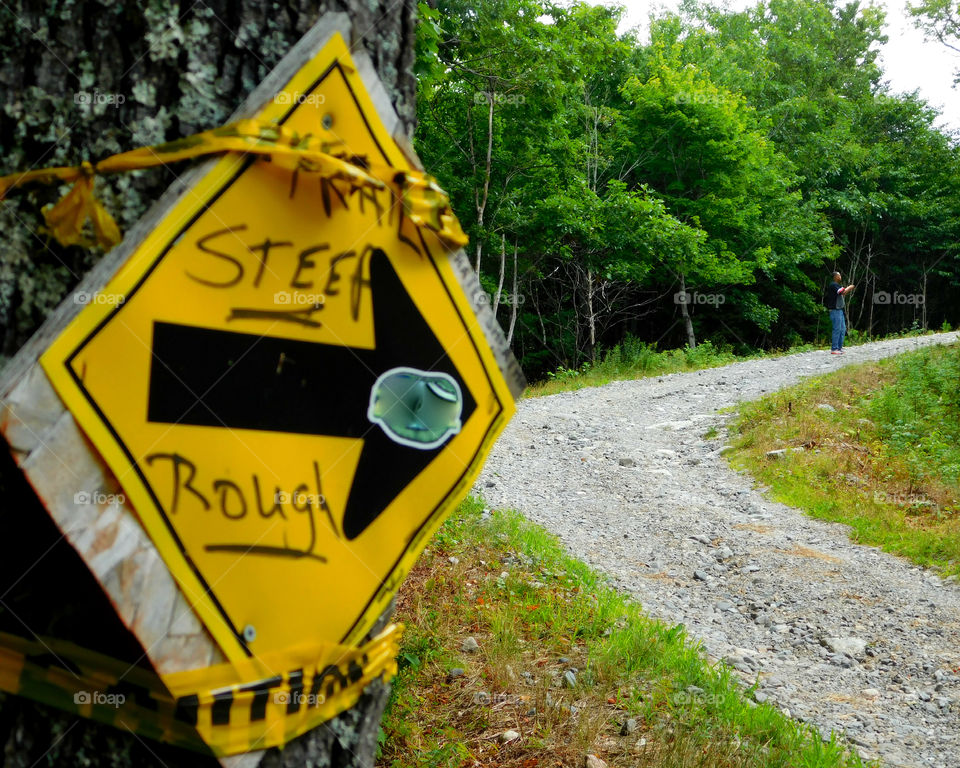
187, 226, 248, 288
145, 452, 339, 563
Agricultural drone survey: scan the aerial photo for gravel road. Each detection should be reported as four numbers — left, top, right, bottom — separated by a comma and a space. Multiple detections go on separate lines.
476, 332, 960, 768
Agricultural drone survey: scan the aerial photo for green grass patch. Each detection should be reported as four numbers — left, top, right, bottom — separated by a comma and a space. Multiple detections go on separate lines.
525, 328, 943, 398
377, 498, 869, 768
728, 343, 960, 576
526, 338, 748, 397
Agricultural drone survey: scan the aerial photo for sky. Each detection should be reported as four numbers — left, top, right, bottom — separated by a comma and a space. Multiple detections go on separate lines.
593, 0, 960, 132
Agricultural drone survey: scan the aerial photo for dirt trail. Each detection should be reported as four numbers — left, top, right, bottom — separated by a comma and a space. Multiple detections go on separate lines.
477, 332, 960, 767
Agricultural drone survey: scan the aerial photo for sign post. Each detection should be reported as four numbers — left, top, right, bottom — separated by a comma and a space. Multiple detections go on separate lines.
0, 11, 522, 763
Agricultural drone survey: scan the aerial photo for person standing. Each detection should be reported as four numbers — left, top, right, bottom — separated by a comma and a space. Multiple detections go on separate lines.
824, 271, 855, 354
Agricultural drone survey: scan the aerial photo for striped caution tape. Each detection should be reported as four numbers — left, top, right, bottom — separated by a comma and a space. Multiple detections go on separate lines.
0, 118, 468, 252
0, 623, 401, 756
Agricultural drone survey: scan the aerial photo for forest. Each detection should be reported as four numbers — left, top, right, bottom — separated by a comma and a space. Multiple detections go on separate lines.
0, 0, 958, 381
414, 0, 960, 377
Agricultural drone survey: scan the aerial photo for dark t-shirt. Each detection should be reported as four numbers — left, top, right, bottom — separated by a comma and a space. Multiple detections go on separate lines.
824, 282, 844, 310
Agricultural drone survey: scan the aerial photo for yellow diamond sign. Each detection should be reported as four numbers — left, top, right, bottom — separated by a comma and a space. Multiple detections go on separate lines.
39, 32, 521, 664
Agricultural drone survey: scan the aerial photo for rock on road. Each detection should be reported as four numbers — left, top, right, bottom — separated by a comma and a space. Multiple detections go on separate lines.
477, 332, 960, 768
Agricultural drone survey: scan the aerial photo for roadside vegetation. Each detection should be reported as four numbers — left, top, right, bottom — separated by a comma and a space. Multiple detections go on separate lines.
377, 498, 869, 768
728, 343, 960, 577
526, 338, 747, 397
526, 326, 946, 398
414, 0, 960, 380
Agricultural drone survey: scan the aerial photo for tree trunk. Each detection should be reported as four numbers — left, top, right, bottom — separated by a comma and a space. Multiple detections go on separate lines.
472, 87, 495, 275
0, 0, 417, 358
506, 241, 518, 346
922, 269, 928, 330
853, 243, 872, 331
492, 232, 506, 319
0, 1, 416, 765
679, 273, 696, 348
586, 267, 597, 362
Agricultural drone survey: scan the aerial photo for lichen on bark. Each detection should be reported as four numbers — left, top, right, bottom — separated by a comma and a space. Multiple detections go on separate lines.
0, 0, 417, 360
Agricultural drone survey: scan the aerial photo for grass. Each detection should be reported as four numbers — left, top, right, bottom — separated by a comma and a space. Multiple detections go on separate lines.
727, 343, 960, 577
377, 498, 869, 768
525, 325, 949, 398
526, 339, 754, 397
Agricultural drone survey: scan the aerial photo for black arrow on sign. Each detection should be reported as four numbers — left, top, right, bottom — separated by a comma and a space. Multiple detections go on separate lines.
146, 248, 476, 540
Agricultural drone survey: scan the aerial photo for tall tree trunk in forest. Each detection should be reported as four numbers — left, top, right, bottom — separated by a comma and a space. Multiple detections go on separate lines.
0, 2, 417, 766
586, 267, 597, 362
582, 98, 600, 362
679, 273, 696, 348
506, 241, 518, 346
473, 87, 495, 275
921, 266, 929, 330
853, 243, 872, 331
492, 232, 506, 319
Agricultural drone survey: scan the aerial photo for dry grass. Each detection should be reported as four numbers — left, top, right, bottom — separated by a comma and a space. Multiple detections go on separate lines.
731, 523, 773, 534
777, 545, 843, 563
386, 531, 655, 766
643, 571, 678, 582
378, 500, 871, 768
728, 352, 960, 576
387, 540, 622, 764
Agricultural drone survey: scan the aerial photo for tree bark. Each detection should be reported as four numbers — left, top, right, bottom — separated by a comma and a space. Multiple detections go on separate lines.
586, 267, 597, 362
679, 273, 696, 348
492, 232, 505, 319
506, 241, 518, 346
921, 268, 929, 330
472, 88, 495, 275
853, 243, 872, 331
0, 1, 416, 765
0, 0, 417, 358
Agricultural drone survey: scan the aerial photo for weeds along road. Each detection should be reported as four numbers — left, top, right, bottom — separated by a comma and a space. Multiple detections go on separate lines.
477, 331, 960, 768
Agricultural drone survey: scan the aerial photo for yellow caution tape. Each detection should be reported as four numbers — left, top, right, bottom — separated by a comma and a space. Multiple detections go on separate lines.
0, 119, 467, 251
0, 624, 401, 756
28, 163, 123, 250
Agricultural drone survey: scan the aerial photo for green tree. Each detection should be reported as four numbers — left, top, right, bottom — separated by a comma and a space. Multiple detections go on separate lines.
620, 35, 834, 346
416, 0, 960, 368
909, 0, 960, 80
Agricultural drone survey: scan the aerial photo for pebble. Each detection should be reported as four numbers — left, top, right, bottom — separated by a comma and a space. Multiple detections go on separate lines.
620, 718, 638, 735
477, 332, 960, 768
461, 636, 480, 653
563, 670, 577, 688
585, 755, 607, 768
500, 730, 520, 743
822, 637, 867, 658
